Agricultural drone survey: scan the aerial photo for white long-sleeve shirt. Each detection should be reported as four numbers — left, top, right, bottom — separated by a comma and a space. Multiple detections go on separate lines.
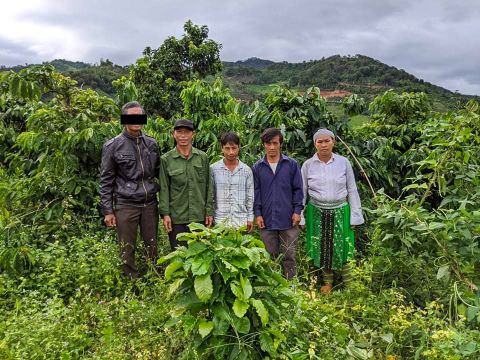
301, 153, 364, 225
211, 159, 254, 228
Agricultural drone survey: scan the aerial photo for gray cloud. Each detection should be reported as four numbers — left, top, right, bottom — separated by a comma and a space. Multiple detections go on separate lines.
0, 37, 41, 66
1, 0, 479, 95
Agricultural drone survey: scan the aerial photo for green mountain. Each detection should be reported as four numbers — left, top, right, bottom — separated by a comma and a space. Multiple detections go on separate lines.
222, 55, 478, 110
1, 59, 128, 96
3, 56, 477, 110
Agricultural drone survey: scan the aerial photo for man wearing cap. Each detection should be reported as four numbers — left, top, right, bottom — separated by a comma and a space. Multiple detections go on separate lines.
159, 119, 214, 250
99, 101, 160, 278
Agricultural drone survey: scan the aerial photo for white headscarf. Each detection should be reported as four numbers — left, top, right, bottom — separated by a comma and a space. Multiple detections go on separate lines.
313, 128, 335, 142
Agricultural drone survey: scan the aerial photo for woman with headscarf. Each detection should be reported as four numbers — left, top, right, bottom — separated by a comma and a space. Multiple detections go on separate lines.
301, 128, 364, 293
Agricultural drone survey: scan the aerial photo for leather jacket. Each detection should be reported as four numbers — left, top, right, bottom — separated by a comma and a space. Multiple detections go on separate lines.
99, 129, 160, 214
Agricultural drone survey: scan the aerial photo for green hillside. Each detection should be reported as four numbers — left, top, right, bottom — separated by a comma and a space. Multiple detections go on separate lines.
3, 55, 477, 111
222, 55, 478, 110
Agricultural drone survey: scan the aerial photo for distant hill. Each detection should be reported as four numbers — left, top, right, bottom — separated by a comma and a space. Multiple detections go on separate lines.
222, 55, 478, 110
224, 57, 275, 69
2, 56, 477, 110
1, 59, 128, 96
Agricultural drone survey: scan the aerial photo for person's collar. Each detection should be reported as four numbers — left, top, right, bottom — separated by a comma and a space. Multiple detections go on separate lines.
172, 145, 197, 158
122, 128, 144, 140
222, 158, 241, 172
313, 152, 335, 164
262, 153, 287, 165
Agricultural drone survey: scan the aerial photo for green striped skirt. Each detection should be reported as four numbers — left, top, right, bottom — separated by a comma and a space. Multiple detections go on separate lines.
305, 201, 355, 270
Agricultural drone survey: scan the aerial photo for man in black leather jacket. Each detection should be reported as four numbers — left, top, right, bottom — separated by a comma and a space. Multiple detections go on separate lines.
99, 101, 160, 278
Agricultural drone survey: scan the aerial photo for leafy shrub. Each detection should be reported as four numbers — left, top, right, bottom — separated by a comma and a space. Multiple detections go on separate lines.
160, 224, 299, 359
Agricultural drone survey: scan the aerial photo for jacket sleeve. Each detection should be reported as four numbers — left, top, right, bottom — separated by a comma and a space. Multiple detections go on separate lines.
158, 156, 170, 217
205, 157, 214, 217
99, 141, 116, 215
253, 163, 262, 217
291, 160, 304, 215
300, 161, 309, 225
154, 143, 161, 179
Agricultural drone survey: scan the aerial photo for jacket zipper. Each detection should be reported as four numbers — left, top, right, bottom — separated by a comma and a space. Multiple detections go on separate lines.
136, 138, 148, 206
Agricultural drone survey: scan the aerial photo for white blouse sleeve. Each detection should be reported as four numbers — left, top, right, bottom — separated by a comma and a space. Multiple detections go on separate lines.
345, 159, 364, 225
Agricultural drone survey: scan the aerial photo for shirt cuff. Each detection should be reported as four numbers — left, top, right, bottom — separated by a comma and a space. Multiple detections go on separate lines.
350, 209, 365, 226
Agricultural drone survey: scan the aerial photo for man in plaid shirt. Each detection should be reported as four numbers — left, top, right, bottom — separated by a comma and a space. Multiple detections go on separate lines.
210, 132, 254, 231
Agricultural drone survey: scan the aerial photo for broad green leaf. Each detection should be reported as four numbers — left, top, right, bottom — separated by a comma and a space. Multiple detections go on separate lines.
198, 319, 214, 338
233, 298, 249, 318
232, 316, 250, 334
165, 260, 183, 280
380, 333, 393, 344
346, 345, 369, 360
259, 332, 275, 355
428, 222, 446, 230
185, 241, 207, 257
188, 222, 208, 231
251, 298, 269, 326
222, 259, 238, 273
230, 281, 243, 299
466, 306, 479, 322
239, 275, 252, 299
212, 304, 232, 321
212, 316, 230, 335
191, 254, 212, 276
230, 256, 250, 269
168, 278, 185, 296
218, 263, 233, 283
436, 265, 450, 280
411, 224, 428, 231
157, 252, 178, 264
181, 315, 196, 336
194, 274, 213, 302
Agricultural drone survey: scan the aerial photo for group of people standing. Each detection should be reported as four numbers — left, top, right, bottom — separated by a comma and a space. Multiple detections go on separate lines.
99, 101, 364, 293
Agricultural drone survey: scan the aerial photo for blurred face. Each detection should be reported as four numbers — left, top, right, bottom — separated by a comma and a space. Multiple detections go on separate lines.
174, 127, 194, 147
263, 135, 281, 159
125, 106, 144, 133
315, 134, 335, 157
222, 142, 240, 162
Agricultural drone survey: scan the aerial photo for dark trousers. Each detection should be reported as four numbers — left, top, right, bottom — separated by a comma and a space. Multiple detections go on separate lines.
260, 226, 299, 279
168, 224, 190, 250
114, 205, 158, 278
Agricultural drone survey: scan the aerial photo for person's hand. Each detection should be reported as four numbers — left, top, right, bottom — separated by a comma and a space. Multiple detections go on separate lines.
163, 215, 172, 233
256, 216, 265, 229
104, 214, 116, 227
292, 213, 301, 226
351, 225, 357, 229
205, 216, 213, 227
246, 221, 253, 233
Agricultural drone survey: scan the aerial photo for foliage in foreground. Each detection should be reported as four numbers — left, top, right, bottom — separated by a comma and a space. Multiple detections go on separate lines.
160, 224, 297, 359
1, 47, 480, 358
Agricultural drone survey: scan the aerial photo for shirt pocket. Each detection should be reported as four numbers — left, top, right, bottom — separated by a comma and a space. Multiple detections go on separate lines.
168, 167, 186, 190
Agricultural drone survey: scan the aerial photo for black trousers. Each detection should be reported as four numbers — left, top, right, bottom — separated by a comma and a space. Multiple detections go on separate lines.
114, 205, 158, 278
168, 224, 190, 250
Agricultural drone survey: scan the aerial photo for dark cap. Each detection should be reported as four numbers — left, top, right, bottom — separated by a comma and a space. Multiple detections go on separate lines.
173, 119, 194, 130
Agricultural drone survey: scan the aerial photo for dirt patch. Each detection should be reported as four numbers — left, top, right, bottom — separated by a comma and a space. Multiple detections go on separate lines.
320, 89, 352, 98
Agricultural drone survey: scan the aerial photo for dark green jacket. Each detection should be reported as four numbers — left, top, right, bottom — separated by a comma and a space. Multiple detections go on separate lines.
159, 147, 214, 223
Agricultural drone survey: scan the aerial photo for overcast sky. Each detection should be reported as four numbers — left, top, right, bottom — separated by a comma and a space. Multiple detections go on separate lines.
1, 0, 479, 95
